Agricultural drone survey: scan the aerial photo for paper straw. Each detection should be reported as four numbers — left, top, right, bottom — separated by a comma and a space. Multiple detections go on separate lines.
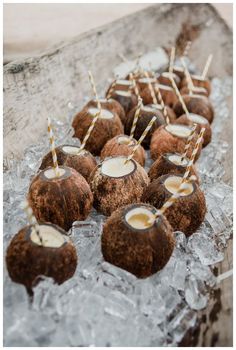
170, 76, 190, 117
202, 54, 213, 80
183, 41, 192, 57
118, 53, 140, 98
169, 47, 176, 74
23, 200, 43, 245
182, 127, 205, 183
181, 57, 194, 94
129, 97, 143, 139
88, 70, 102, 113
124, 116, 157, 164
181, 124, 197, 161
106, 78, 118, 100
47, 117, 60, 177
79, 112, 100, 151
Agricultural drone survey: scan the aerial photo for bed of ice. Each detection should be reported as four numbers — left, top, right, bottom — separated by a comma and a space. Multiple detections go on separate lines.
3, 65, 233, 346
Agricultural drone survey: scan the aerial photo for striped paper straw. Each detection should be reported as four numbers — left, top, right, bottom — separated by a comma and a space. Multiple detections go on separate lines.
47, 117, 60, 177
143, 70, 158, 105
129, 96, 143, 139
118, 53, 140, 98
181, 123, 197, 161
23, 199, 43, 245
106, 78, 118, 100
182, 127, 205, 183
124, 116, 157, 164
169, 47, 176, 74
88, 70, 102, 113
79, 111, 100, 151
181, 57, 194, 94
202, 54, 213, 80
183, 40, 192, 57
170, 76, 190, 117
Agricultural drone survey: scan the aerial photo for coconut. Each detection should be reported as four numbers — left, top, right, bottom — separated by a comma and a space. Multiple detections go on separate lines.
158, 71, 181, 88
28, 166, 93, 231
141, 84, 178, 108
136, 77, 158, 93
39, 145, 97, 182
142, 174, 206, 236
106, 79, 134, 96
125, 105, 166, 149
148, 152, 199, 182
86, 98, 126, 125
72, 105, 124, 155
148, 103, 177, 123
150, 124, 202, 161
181, 74, 211, 96
172, 65, 185, 79
175, 113, 212, 147
173, 94, 214, 124
100, 134, 146, 166
89, 156, 149, 216
6, 223, 77, 293
106, 89, 138, 115
180, 85, 208, 97
101, 203, 175, 278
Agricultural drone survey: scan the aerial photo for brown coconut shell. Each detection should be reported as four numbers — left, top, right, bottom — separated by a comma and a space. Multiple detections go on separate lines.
148, 153, 199, 183
142, 174, 206, 236
175, 114, 212, 147
150, 125, 202, 162
86, 98, 126, 125
173, 94, 214, 124
102, 203, 175, 278
6, 224, 77, 292
107, 90, 138, 115
39, 145, 97, 182
28, 166, 93, 231
181, 75, 211, 96
136, 77, 158, 93
148, 104, 177, 123
180, 86, 208, 97
158, 72, 181, 88
125, 70, 155, 81
172, 66, 185, 80
100, 135, 146, 166
72, 106, 124, 156
141, 84, 179, 108
125, 105, 166, 149
89, 157, 149, 216
106, 79, 134, 96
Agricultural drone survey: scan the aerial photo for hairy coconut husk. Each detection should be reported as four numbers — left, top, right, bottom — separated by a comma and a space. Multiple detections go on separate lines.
150, 125, 202, 161
100, 135, 146, 166
148, 152, 199, 182
148, 103, 177, 123
140, 84, 178, 108
28, 166, 93, 231
39, 145, 97, 182
106, 90, 138, 115
180, 86, 208, 97
102, 203, 175, 278
173, 94, 214, 124
89, 157, 149, 216
181, 75, 211, 96
142, 174, 206, 236
6, 224, 77, 292
125, 105, 166, 149
86, 98, 126, 125
158, 72, 181, 88
72, 106, 124, 156
175, 114, 212, 147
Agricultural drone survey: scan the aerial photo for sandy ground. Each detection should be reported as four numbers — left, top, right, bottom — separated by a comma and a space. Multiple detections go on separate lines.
3, 3, 232, 64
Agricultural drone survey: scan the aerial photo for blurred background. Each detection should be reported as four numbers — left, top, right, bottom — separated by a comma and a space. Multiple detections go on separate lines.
3, 3, 232, 64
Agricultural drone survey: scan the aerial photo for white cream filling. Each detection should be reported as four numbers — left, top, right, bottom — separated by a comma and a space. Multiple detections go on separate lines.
44, 168, 66, 179
30, 225, 67, 248
101, 156, 135, 177
188, 113, 208, 124
165, 124, 191, 138
114, 90, 132, 97
62, 145, 83, 155
125, 207, 155, 229
164, 176, 193, 196
168, 154, 188, 166
88, 107, 114, 120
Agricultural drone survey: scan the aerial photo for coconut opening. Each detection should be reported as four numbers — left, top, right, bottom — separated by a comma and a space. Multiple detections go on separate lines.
88, 107, 114, 120
188, 113, 208, 124
44, 167, 66, 179
138, 77, 156, 84
192, 86, 207, 94
118, 135, 134, 145
62, 145, 84, 155
116, 79, 132, 86
161, 72, 178, 79
30, 224, 67, 248
149, 103, 162, 110
114, 90, 132, 97
168, 154, 188, 166
101, 156, 135, 178
164, 176, 193, 196
125, 207, 155, 229
173, 66, 184, 73
165, 124, 191, 138
192, 74, 205, 82
141, 105, 159, 113
158, 84, 173, 91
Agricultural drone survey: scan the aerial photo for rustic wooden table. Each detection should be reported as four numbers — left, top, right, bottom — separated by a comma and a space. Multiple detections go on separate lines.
3, 3, 233, 346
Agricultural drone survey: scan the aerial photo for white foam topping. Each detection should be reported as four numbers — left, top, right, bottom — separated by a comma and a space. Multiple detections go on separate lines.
168, 154, 188, 166
44, 168, 66, 179
164, 176, 193, 196
30, 225, 67, 248
88, 107, 114, 120
188, 113, 208, 124
125, 207, 155, 229
101, 156, 135, 178
165, 124, 191, 138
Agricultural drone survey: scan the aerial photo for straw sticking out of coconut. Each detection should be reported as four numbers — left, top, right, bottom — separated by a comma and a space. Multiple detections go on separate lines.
129, 96, 143, 139
181, 123, 197, 161
202, 54, 213, 80
88, 70, 102, 113
169, 46, 175, 74
22, 199, 43, 246
181, 57, 194, 95
47, 117, 60, 177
